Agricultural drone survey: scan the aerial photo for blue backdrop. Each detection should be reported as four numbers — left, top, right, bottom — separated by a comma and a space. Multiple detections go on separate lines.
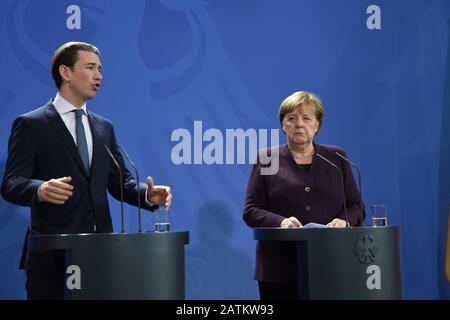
1, 0, 449, 299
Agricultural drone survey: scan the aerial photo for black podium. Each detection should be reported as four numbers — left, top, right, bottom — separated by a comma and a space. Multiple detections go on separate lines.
28, 232, 189, 299
254, 226, 402, 299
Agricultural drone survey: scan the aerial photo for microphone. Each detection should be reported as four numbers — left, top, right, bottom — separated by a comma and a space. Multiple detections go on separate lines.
335, 152, 364, 226
105, 144, 125, 233
118, 145, 142, 233
315, 153, 349, 227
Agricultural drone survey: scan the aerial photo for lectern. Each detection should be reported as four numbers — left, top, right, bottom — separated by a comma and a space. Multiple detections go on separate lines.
28, 232, 189, 299
254, 226, 402, 299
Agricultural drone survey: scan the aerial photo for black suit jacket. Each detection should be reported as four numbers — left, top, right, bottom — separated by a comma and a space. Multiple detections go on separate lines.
1, 101, 156, 269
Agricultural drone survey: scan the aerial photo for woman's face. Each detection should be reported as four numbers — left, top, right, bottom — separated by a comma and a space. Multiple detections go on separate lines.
282, 103, 319, 146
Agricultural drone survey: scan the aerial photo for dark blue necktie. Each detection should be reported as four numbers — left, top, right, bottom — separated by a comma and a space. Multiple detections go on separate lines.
73, 109, 90, 175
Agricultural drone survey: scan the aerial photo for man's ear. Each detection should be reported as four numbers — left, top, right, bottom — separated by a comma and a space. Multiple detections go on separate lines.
59, 65, 71, 82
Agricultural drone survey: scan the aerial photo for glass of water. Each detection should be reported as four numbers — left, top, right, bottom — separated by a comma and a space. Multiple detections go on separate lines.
154, 206, 170, 232
371, 204, 387, 227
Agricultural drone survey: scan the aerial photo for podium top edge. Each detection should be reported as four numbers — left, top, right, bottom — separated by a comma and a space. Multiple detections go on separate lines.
28, 231, 190, 250
253, 226, 400, 241
29, 231, 189, 237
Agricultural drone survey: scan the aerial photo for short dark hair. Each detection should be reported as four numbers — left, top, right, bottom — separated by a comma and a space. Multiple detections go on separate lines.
51, 42, 100, 89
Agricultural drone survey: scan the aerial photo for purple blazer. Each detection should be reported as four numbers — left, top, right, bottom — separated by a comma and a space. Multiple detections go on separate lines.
243, 143, 363, 283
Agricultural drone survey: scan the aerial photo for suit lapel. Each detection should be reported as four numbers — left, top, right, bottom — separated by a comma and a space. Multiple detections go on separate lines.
45, 102, 89, 178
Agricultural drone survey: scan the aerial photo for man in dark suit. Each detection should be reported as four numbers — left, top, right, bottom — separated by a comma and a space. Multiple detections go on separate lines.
0, 42, 172, 299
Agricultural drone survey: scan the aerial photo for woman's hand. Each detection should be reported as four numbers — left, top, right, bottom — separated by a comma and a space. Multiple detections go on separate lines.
280, 217, 302, 228
327, 218, 347, 228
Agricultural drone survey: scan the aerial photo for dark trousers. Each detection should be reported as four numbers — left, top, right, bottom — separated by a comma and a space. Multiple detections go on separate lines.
26, 268, 65, 300
25, 249, 66, 300
258, 281, 298, 300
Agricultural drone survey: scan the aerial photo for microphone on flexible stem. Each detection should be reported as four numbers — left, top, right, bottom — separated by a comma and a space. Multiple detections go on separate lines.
105, 144, 125, 233
315, 153, 349, 227
335, 152, 364, 226
118, 145, 142, 233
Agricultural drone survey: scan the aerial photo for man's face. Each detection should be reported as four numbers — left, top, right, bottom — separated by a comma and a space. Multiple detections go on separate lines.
64, 50, 102, 102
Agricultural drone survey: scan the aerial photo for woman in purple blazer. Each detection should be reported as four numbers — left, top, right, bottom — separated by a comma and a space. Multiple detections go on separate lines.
243, 91, 363, 299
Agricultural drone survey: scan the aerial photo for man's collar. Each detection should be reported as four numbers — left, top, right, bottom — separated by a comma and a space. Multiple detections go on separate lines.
53, 92, 87, 115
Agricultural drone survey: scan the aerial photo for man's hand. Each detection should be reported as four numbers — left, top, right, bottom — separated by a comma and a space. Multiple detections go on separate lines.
327, 218, 348, 228
38, 176, 73, 205
147, 176, 172, 207
280, 216, 302, 228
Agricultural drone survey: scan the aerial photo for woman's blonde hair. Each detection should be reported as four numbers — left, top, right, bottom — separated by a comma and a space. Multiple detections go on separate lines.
278, 91, 324, 132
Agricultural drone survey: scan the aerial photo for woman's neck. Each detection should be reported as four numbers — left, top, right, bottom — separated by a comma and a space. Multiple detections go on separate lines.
288, 141, 314, 154
288, 142, 315, 164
